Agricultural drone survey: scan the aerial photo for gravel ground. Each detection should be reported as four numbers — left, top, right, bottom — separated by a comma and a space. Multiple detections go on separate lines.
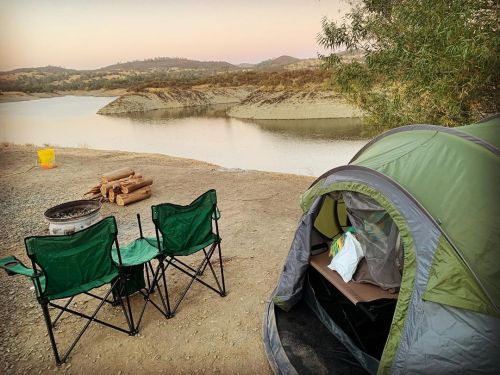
0, 144, 313, 374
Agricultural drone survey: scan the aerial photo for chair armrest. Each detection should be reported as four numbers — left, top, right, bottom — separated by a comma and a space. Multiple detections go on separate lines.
212, 207, 221, 220
0, 256, 38, 278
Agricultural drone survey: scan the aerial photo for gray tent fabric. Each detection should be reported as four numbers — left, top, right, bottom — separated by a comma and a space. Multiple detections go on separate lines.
342, 191, 402, 290
272, 198, 321, 311
262, 294, 299, 375
393, 302, 500, 374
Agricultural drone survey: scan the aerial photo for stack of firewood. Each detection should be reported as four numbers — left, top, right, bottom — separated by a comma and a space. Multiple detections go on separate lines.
84, 167, 153, 206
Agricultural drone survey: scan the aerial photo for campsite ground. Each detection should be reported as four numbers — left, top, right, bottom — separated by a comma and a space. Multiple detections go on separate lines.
0, 144, 313, 374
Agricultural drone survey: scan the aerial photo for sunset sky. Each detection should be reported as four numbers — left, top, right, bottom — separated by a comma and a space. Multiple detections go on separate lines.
0, 0, 350, 71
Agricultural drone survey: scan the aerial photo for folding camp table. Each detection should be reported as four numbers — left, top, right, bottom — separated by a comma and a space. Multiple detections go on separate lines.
310, 251, 398, 319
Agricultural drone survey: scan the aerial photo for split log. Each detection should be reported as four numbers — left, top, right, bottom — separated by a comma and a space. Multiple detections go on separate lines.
116, 186, 152, 206
101, 167, 135, 184
120, 178, 153, 194
108, 186, 122, 203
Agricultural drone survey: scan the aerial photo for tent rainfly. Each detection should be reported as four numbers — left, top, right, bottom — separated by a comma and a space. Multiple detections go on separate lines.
263, 115, 500, 374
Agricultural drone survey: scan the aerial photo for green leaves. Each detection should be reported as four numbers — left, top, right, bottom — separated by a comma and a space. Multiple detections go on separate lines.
318, 0, 499, 129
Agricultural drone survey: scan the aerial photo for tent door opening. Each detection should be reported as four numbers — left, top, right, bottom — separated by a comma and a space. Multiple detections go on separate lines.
309, 190, 404, 360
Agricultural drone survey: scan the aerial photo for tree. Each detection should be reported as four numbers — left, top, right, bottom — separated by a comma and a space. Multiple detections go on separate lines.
318, 0, 499, 130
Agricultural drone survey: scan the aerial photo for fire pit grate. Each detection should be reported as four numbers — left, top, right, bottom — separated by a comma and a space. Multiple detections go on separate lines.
44, 200, 102, 234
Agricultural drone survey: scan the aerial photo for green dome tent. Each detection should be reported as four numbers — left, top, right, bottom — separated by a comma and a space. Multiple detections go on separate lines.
263, 115, 500, 374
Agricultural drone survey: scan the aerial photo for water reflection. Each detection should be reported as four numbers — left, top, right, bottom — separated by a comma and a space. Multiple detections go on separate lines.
113, 104, 233, 122
115, 104, 368, 140
248, 118, 367, 140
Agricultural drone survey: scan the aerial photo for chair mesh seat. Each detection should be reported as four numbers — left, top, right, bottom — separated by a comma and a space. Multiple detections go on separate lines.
145, 233, 219, 256
112, 238, 159, 267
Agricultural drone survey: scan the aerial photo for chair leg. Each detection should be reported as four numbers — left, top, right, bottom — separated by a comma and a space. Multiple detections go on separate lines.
198, 255, 209, 276
159, 260, 172, 316
164, 248, 218, 316
119, 276, 136, 335
201, 247, 225, 296
51, 296, 75, 328
169, 265, 199, 315
196, 242, 226, 295
148, 261, 157, 293
134, 261, 171, 331
217, 241, 226, 296
154, 241, 226, 317
42, 278, 132, 364
40, 300, 62, 365
58, 280, 119, 363
144, 263, 152, 291
198, 242, 218, 276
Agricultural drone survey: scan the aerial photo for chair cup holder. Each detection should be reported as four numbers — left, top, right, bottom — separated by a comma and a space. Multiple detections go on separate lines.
4, 261, 20, 276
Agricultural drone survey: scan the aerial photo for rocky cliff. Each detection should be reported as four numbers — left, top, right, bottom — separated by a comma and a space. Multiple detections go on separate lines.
227, 89, 363, 119
97, 87, 250, 115
97, 87, 362, 119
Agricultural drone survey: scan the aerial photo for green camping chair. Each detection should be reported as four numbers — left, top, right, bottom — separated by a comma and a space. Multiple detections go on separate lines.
147, 189, 226, 317
0, 217, 135, 365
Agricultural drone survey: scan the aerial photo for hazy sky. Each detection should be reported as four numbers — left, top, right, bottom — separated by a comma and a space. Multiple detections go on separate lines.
0, 0, 350, 71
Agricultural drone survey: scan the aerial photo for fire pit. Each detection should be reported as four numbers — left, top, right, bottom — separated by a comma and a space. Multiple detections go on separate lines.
44, 200, 102, 235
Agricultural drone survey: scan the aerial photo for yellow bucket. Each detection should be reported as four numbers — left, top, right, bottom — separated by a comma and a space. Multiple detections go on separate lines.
37, 148, 56, 169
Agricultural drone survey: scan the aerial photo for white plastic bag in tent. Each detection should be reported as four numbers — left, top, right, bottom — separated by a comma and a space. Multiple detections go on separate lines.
328, 232, 364, 282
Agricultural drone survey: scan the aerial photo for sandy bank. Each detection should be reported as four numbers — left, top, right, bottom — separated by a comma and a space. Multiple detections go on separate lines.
0, 89, 127, 103
0, 144, 312, 374
228, 89, 363, 120
97, 87, 250, 114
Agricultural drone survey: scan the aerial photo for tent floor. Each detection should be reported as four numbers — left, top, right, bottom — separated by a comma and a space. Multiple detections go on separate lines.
275, 300, 369, 375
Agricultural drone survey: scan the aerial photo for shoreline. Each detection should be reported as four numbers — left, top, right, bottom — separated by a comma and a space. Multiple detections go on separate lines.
0, 142, 313, 179
0, 143, 312, 373
0, 89, 127, 103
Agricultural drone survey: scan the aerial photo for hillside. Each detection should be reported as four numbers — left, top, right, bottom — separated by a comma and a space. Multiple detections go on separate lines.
0, 56, 325, 93
253, 55, 301, 70
1, 56, 317, 76
1, 65, 78, 75
101, 57, 237, 71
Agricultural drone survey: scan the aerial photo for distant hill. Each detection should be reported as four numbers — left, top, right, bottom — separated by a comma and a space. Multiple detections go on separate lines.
253, 56, 302, 70
101, 57, 237, 71
2, 65, 78, 75
1, 56, 316, 75
101, 56, 306, 72
0, 55, 325, 93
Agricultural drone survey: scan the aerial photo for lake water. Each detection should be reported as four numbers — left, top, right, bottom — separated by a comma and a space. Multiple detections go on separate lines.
0, 96, 368, 176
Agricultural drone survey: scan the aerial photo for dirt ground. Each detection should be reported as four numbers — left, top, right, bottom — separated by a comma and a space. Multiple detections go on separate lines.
0, 144, 313, 374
